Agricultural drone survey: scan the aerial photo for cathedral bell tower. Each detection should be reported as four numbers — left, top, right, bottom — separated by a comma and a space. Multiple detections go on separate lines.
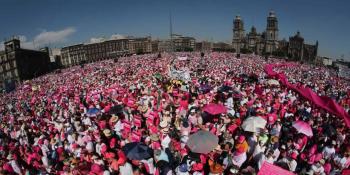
232, 15, 245, 53
265, 11, 279, 54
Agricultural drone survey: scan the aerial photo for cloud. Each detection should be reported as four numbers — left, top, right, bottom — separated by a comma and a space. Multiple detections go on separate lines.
110, 34, 126, 40
18, 35, 35, 50
87, 34, 127, 44
33, 27, 76, 47
0, 27, 76, 51
89, 37, 105, 44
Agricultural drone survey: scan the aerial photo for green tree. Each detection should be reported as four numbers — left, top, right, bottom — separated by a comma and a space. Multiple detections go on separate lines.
136, 49, 144, 55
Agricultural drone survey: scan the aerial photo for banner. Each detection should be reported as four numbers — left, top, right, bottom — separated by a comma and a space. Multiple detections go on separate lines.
265, 64, 350, 128
177, 56, 188, 61
168, 65, 191, 82
258, 162, 295, 175
338, 64, 350, 79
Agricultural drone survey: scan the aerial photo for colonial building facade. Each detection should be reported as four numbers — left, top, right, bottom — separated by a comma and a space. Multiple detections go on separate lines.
232, 11, 318, 61
232, 11, 278, 54
0, 38, 50, 91
60, 37, 147, 67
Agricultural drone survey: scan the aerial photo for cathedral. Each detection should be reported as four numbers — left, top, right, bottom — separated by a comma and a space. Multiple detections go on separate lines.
232, 11, 318, 62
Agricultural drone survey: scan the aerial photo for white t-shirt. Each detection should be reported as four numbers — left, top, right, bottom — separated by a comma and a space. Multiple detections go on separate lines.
310, 164, 325, 175
322, 146, 335, 160
119, 162, 133, 175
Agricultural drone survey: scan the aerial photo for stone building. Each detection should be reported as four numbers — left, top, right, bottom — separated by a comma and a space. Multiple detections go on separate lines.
128, 36, 152, 54
195, 41, 212, 52
232, 11, 318, 61
232, 11, 279, 54
61, 38, 131, 67
0, 38, 50, 91
287, 31, 318, 62
232, 15, 245, 53
172, 34, 196, 52
61, 44, 86, 67
85, 39, 129, 62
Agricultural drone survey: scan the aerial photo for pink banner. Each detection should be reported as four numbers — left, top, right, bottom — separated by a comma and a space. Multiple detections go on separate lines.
258, 162, 295, 175
265, 64, 350, 128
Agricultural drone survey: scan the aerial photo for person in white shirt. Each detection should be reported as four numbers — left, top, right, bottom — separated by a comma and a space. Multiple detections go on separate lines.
257, 151, 274, 170
308, 160, 326, 175
253, 141, 266, 162
322, 142, 336, 160
119, 162, 133, 175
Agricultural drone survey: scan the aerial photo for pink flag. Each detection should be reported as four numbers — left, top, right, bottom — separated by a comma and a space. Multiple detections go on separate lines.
258, 162, 295, 175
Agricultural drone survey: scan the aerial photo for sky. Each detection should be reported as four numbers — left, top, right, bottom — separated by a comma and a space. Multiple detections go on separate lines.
0, 0, 349, 59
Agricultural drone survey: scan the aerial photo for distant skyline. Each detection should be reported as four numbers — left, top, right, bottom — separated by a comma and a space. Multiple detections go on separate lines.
0, 0, 349, 59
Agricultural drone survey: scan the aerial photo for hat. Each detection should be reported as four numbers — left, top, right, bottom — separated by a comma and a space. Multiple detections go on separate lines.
319, 159, 325, 165
281, 145, 286, 150
160, 120, 168, 128
331, 140, 336, 145
290, 152, 298, 160
192, 163, 203, 171
104, 152, 115, 159
103, 129, 111, 137
109, 116, 118, 123
6, 153, 13, 160
238, 135, 245, 143
230, 167, 239, 174
162, 127, 169, 133
214, 145, 222, 151
271, 136, 279, 143
138, 105, 148, 113
164, 111, 170, 115
150, 134, 159, 141
90, 164, 103, 174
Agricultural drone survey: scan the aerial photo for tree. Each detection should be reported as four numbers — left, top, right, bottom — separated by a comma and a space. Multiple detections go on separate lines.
272, 50, 287, 58
240, 48, 252, 54
184, 47, 193, 52
136, 49, 144, 55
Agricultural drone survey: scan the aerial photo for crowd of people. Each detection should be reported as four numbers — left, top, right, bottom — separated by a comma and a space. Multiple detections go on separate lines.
0, 52, 349, 175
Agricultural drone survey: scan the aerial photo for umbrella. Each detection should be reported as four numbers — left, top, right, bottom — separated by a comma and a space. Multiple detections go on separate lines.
199, 84, 212, 94
203, 103, 227, 115
109, 105, 124, 115
258, 162, 295, 175
87, 108, 100, 117
186, 130, 219, 154
154, 73, 163, 80
267, 79, 280, 86
241, 116, 267, 132
292, 120, 313, 137
122, 142, 154, 160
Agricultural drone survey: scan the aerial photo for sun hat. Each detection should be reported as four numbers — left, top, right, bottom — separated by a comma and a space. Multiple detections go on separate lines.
160, 120, 168, 128
103, 129, 112, 137
109, 116, 118, 123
